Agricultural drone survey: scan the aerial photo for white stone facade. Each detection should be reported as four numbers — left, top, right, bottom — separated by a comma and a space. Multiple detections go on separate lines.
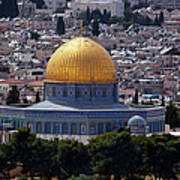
69, 0, 124, 17
44, 0, 66, 13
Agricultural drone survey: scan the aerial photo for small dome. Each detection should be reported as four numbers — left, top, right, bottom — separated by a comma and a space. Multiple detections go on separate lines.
45, 37, 117, 84
128, 115, 146, 135
144, 66, 152, 72
128, 115, 146, 126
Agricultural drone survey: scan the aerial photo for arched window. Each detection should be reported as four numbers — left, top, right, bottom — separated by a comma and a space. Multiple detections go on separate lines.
45, 122, 51, 133
98, 123, 103, 134
71, 123, 77, 134
62, 123, 68, 134
89, 122, 95, 135
80, 123, 86, 134
36, 122, 42, 133
53, 123, 60, 134
105, 122, 111, 132
27, 121, 33, 132
52, 87, 56, 97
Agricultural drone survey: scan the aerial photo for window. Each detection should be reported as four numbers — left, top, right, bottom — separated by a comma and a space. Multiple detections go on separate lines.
57, 88, 63, 96
52, 87, 56, 97
80, 123, 86, 134
45, 122, 51, 133
71, 123, 77, 134
13, 121, 17, 130
47, 87, 52, 96
98, 123, 103, 134
105, 122, 111, 132
53, 123, 60, 134
36, 122, 42, 133
103, 88, 106, 97
63, 89, 67, 97
76, 88, 81, 97
27, 121, 33, 132
89, 122, 95, 134
17, 121, 21, 129
96, 89, 102, 96
62, 123, 68, 134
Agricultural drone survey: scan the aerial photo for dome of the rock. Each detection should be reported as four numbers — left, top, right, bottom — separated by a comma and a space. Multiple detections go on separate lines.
45, 37, 117, 84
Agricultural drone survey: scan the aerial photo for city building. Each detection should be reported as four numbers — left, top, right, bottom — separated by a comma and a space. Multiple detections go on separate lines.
152, 0, 180, 10
18, 0, 36, 18
44, 0, 66, 13
69, 0, 124, 17
0, 37, 165, 143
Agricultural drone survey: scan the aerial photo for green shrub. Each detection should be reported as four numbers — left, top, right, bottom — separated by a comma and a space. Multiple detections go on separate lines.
17, 176, 28, 180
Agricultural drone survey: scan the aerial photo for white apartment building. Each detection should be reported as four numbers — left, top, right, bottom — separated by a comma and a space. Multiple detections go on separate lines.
69, 0, 124, 17
152, 0, 180, 10
18, 1, 36, 18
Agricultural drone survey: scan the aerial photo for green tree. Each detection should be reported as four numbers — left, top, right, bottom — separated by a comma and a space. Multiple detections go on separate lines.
88, 131, 138, 179
161, 95, 165, 106
91, 9, 102, 21
17, 176, 28, 180
6, 85, 20, 105
0, 143, 16, 180
30, 31, 40, 41
168, 138, 180, 176
146, 135, 178, 179
154, 14, 160, 26
102, 9, 110, 24
124, 0, 132, 22
56, 17, 65, 35
0, 0, 19, 18
166, 102, 179, 128
32, 138, 59, 180
35, 91, 41, 103
57, 139, 90, 180
68, 174, 100, 180
86, 6, 91, 23
92, 19, 100, 36
131, 135, 149, 178
10, 127, 37, 179
132, 89, 139, 104
159, 11, 164, 24
144, 16, 152, 25
78, 11, 86, 21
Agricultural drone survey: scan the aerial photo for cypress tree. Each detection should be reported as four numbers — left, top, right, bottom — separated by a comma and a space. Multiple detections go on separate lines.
86, 6, 91, 23
92, 19, 100, 36
161, 95, 165, 106
0, 0, 19, 18
154, 14, 160, 26
35, 91, 40, 103
56, 17, 65, 35
159, 11, 164, 24
6, 86, 20, 105
166, 101, 179, 128
132, 89, 139, 104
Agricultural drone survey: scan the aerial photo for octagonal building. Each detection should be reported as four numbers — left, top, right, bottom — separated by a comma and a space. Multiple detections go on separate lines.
0, 37, 165, 143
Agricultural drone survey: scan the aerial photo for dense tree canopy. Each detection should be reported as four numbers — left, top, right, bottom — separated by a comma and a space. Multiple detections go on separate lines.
57, 139, 90, 179
0, 128, 179, 179
92, 19, 100, 36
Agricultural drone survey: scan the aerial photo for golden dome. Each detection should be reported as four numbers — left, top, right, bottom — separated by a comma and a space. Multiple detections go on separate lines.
45, 37, 117, 84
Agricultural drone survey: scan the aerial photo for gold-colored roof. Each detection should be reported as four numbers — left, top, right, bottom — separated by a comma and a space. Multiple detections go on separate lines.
45, 37, 117, 84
